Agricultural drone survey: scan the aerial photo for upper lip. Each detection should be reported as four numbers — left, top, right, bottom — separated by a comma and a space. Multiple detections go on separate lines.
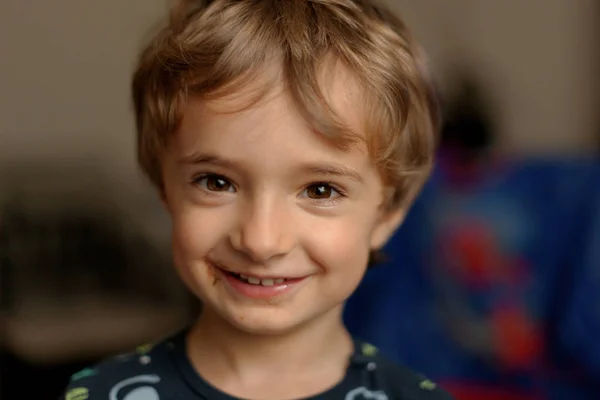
207, 259, 308, 280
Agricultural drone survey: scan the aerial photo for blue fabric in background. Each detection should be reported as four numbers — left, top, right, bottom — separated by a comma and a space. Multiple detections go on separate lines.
344, 159, 600, 400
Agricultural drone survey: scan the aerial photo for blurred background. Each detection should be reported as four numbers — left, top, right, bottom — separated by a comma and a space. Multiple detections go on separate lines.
0, 1, 598, 399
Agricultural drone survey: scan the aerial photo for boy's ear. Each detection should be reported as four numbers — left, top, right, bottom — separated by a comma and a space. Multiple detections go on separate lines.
369, 205, 406, 251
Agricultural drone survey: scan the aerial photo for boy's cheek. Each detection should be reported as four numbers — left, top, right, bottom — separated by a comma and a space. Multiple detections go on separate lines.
305, 221, 371, 272
170, 209, 221, 257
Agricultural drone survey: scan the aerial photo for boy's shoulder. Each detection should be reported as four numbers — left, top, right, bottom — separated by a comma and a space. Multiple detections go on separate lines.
61, 336, 180, 400
355, 342, 454, 400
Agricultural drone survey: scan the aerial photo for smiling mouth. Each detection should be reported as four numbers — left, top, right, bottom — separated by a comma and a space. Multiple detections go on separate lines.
209, 260, 303, 285
224, 271, 290, 286
208, 260, 308, 300
208, 260, 299, 285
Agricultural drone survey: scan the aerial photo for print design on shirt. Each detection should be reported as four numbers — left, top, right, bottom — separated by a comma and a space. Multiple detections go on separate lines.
65, 387, 89, 400
344, 386, 389, 400
108, 374, 161, 400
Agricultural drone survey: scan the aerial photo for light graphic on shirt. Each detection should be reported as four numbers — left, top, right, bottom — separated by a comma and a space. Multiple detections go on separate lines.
109, 374, 161, 400
361, 343, 378, 356
419, 379, 437, 390
65, 387, 89, 400
70, 368, 98, 382
344, 386, 388, 400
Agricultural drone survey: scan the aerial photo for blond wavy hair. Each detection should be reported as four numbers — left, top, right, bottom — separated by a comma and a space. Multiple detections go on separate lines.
132, 0, 440, 211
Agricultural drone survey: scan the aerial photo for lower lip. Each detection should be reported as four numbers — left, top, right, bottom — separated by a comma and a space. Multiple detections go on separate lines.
216, 268, 306, 300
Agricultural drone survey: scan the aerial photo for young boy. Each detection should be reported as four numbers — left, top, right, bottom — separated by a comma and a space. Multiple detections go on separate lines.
62, 0, 450, 399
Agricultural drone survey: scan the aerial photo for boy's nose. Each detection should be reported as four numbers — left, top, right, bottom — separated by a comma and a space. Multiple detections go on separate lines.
229, 197, 295, 263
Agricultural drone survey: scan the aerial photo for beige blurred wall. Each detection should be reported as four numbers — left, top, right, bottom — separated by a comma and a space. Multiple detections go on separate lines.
0, 0, 169, 239
390, 0, 599, 155
0, 1, 598, 204
0, 0, 166, 178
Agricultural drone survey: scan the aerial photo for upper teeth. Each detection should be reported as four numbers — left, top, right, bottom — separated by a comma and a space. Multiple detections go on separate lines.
239, 274, 285, 286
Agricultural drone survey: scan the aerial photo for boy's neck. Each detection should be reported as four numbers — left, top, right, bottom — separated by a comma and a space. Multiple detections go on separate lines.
186, 305, 353, 395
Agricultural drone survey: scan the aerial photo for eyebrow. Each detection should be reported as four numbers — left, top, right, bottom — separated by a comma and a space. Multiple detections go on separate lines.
178, 153, 364, 183
178, 153, 242, 171
300, 162, 365, 183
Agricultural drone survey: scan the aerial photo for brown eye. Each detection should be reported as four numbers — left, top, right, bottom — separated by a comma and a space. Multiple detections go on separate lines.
305, 183, 334, 199
197, 175, 235, 192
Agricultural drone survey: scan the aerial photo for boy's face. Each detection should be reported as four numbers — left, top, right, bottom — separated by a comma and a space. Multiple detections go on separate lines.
161, 71, 403, 335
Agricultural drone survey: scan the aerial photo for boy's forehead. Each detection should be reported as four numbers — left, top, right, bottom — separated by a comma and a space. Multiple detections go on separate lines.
197, 61, 367, 144
177, 92, 367, 157
171, 67, 375, 174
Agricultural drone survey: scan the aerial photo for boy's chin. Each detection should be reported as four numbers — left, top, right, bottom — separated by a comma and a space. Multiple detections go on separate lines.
217, 302, 344, 338
223, 309, 310, 336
